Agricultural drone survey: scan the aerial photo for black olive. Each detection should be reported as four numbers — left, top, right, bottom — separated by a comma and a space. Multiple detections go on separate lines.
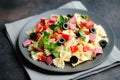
70, 56, 78, 63
62, 23, 68, 30
30, 32, 38, 39
57, 38, 66, 46
75, 31, 80, 37
67, 14, 73, 18
89, 27, 96, 34
99, 40, 107, 48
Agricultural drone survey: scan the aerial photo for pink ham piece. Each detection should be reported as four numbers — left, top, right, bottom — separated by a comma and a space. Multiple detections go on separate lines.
80, 20, 87, 25
69, 16, 76, 24
95, 47, 103, 55
33, 46, 43, 52
45, 56, 53, 66
22, 39, 33, 48
89, 33, 96, 42
49, 18, 56, 24
69, 23, 77, 31
40, 18, 46, 24
69, 16, 77, 31
92, 47, 103, 57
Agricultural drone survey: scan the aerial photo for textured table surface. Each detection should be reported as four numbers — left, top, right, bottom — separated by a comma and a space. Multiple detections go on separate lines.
0, 0, 120, 80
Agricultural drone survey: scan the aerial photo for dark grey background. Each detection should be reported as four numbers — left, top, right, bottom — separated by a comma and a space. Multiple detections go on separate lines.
0, 0, 120, 80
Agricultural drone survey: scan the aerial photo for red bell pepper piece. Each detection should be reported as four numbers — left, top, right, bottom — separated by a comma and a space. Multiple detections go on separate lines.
84, 31, 90, 35
56, 29, 62, 34
38, 55, 47, 62
50, 35, 58, 41
86, 20, 94, 29
62, 34, 71, 41
42, 22, 51, 31
36, 22, 44, 33
83, 46, 90, 52
79, 20, 94, 29
70, 45, 79, 53
79, 20, 87, 28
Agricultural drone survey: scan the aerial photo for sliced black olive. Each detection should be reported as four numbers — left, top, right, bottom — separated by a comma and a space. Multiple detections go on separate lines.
57, 38, 66, 46
30, 32, 38, 39
89, 27, 96, 34
62, 23, 68, 30
67, 14, 73, 18
99, 40, 107, 48
75, 31, 80, 37
70, 56, 78, 63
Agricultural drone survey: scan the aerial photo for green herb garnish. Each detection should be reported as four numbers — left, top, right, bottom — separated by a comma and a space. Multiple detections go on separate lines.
50, 15, 67, 32
44, 31, 50, 37
52, 50, 60, 58
44, 42, 58, 51
80, 31, 86, 40
81, 14, 89, 20
32, 40, 42, 48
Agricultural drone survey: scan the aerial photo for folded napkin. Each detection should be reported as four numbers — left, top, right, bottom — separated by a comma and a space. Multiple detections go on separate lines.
5, 1, 120, 80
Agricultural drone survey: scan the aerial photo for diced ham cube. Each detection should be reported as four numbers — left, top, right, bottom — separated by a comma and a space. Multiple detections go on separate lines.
49, 18, 56, 23
89, 33, 96, 42
81, 20, 87, 25
40, 18, 46, 24
69, 23, 77, 31
33, 46, 43, 52
22, 39, 33, 48
69, 16, 76, 24
45, 56, 53, 66
92, 47, 103, 57
95, 47, 103, 55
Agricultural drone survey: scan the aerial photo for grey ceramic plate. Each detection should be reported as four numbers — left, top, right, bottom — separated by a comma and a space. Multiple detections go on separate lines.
18, 9, 114, 73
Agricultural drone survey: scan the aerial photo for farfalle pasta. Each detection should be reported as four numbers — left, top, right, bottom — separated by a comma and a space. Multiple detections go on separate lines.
22, 13, 109, 69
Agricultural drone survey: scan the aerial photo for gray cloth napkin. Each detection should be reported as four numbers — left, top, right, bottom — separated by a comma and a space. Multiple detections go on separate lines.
5, 1, 120, 80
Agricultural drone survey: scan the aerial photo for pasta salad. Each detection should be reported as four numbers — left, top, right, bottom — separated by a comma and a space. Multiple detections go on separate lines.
22, 13, 108, 69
